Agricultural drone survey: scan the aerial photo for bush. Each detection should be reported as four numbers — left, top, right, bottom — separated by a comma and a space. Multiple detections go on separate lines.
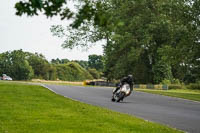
172, 79, 181, 84
186, 83, 200, 90
161, 79, 171, 85
168, 84, 183, 89
196, 80, 200, 84
55, 62, 93, 81
88, 68, 100, 79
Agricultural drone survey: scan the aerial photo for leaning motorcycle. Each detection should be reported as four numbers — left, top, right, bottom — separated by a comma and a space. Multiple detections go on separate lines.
112, 83, 131, 102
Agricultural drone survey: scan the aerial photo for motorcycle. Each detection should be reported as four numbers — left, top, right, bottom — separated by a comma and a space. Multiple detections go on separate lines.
112, 83, 131, 102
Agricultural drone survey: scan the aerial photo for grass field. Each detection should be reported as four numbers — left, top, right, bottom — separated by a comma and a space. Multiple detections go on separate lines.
0, 81, 182, 133
136, 88, 200, 102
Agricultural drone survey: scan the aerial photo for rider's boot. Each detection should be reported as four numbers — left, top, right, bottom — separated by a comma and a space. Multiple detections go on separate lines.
111, 97, 115, 102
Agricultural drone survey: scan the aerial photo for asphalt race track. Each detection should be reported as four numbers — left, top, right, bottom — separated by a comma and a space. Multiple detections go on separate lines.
44, 84, 200, 133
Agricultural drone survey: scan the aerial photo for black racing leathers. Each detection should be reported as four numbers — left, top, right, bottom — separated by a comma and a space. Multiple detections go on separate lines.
113, 76, 133, 94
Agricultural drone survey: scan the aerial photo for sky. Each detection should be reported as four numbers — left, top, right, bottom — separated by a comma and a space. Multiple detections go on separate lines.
0, 1, 103, 61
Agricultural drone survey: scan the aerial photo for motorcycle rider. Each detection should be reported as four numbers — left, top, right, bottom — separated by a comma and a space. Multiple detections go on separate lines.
112, 74, 134, 101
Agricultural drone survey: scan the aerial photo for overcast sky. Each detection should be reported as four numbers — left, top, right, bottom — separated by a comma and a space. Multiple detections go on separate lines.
0, 1, 103, 61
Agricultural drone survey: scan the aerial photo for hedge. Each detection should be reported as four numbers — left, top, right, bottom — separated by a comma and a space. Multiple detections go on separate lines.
186, 83, 200, 90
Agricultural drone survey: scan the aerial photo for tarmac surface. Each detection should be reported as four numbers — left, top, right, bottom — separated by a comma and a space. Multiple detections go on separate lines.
44, 84, 200, 133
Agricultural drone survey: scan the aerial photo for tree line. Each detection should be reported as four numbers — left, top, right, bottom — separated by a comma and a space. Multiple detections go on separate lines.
0, 50, 103, 81
14, 0, 200, 84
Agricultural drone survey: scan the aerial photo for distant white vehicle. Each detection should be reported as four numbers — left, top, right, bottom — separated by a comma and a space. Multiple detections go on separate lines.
2, 74, 12, 81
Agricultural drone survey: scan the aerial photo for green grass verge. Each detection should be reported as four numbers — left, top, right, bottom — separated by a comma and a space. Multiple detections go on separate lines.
0, 82, 182, 133
136, 88, 200, 102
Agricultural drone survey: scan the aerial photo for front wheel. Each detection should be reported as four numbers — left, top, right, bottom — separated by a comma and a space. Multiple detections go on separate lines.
116, 92, 125, 102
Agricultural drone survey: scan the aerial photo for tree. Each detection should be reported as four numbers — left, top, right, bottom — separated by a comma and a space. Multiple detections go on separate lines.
0, 51, 12, 77
0, 50, 33, 80
27, 52, 53, 80
14, 0, 200, 83
73, 60, 89, 69
51, 58, 61, 64
15, 0, 73, 20
102, 0, 200, 83
51, 58, 69, 64
88, 54, 104, 71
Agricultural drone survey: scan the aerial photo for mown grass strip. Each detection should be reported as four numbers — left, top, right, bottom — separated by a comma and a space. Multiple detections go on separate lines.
136, 89, 200, 102
0, 81, 182, 133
